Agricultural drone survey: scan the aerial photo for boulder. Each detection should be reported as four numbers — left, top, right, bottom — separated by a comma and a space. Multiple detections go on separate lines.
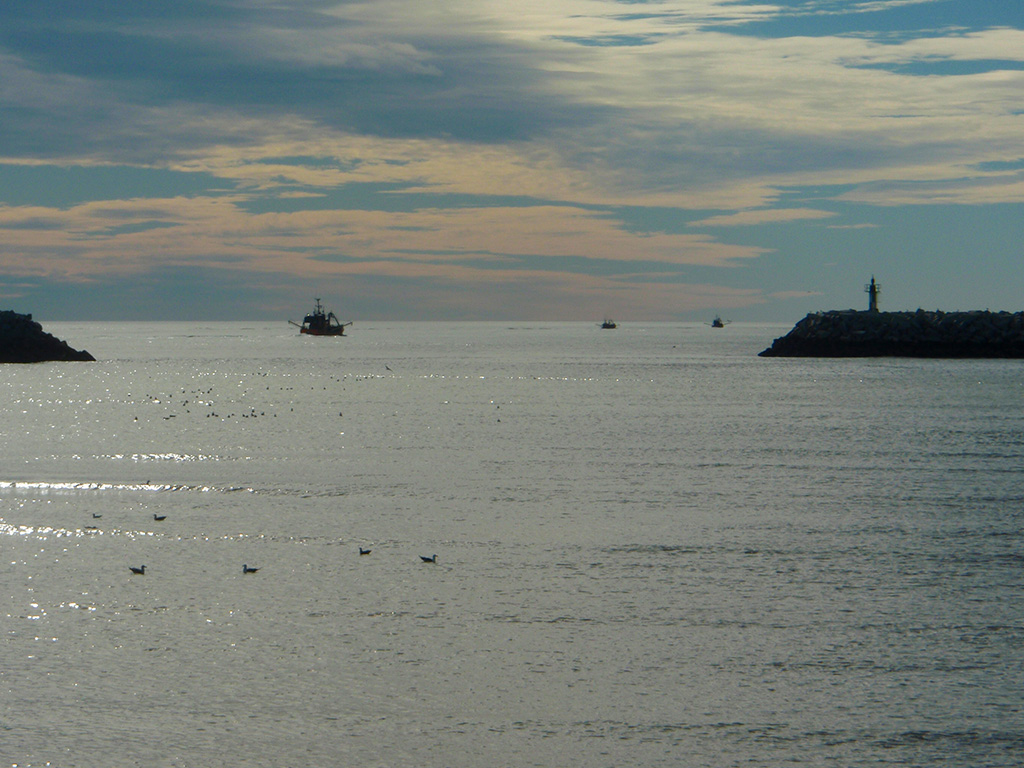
0, 310, 95, 363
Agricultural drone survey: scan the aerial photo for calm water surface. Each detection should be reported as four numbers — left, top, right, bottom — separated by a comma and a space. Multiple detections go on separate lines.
2, 321, 1022, 767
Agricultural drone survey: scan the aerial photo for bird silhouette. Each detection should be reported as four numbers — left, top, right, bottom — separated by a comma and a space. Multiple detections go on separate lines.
129, 565, 146, 575
153, 514, 167, 521
92, 513, 102, 519
359, 547, 371, 555
242, 564, 260, 574
420, 554, 437, 563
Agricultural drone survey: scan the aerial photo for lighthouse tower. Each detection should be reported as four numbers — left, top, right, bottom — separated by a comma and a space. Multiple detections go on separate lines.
865, 276, 881, 313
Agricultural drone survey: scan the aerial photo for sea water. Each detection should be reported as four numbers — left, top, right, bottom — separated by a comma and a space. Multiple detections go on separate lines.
1, 321, 1022, 767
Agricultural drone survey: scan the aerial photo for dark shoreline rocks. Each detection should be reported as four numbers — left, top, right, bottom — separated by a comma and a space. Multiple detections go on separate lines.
0, 310, 95, 363
760, 309, 1024, 358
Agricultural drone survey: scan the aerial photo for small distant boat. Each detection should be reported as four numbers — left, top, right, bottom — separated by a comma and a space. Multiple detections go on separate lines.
289, 298, 352, 336
600, 318, 617, 329
710, 316, 728, 328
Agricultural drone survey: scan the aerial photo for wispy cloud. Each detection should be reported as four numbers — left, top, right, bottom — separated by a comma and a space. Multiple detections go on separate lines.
690, 209, 837, 227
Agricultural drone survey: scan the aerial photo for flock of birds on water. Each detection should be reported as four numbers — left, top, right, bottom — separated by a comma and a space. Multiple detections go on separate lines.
114, 511, 438, 576
128, 552, 438, 575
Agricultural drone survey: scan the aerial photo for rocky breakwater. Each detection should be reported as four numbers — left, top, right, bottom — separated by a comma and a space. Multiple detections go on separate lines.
0, 310, 95, 363
760, 309, 1024, 358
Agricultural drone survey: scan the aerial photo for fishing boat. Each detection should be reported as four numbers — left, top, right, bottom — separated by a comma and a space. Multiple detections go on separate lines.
289, 298, 352, 336
600, 318, 618, 329
710, 315, 727, 328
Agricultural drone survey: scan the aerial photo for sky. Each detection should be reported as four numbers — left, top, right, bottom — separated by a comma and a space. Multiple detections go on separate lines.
0, 0, 1021, 322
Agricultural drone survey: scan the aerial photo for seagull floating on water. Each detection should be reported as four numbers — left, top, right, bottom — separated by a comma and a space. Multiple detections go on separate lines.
359, 547, 371, 555
129, 565, 146, 575
242, 564, 260, 574
420, 554, 437, 563
153, 514, 166, 521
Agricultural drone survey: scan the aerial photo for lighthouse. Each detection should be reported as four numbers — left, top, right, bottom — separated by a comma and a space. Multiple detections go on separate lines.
865, 276, 881, 313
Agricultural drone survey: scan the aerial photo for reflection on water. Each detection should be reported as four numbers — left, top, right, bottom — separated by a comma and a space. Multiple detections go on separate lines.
2, 322, 1023, 767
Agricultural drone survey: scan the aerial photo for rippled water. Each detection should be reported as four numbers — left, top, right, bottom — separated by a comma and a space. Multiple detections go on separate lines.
2, 321, 1023, 767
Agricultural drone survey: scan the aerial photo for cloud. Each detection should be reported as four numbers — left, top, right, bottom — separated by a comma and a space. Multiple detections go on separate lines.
689, 209, 837, 227
3, 1, 1021, 201
0, 193, 765, 282
837, 172, 1024, 206
0, 1, 1021, 319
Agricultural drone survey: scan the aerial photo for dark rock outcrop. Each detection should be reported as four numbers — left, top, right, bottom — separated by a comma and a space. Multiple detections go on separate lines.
760, 310, 1024, 358
0, 310, 95, 363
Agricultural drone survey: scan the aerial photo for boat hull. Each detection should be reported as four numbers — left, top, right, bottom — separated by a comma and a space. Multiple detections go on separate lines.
300, 327, 346, 336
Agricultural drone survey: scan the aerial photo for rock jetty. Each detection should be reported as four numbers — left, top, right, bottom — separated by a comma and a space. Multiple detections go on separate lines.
0, 310, 95, 363
759, 310, 1024, 358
